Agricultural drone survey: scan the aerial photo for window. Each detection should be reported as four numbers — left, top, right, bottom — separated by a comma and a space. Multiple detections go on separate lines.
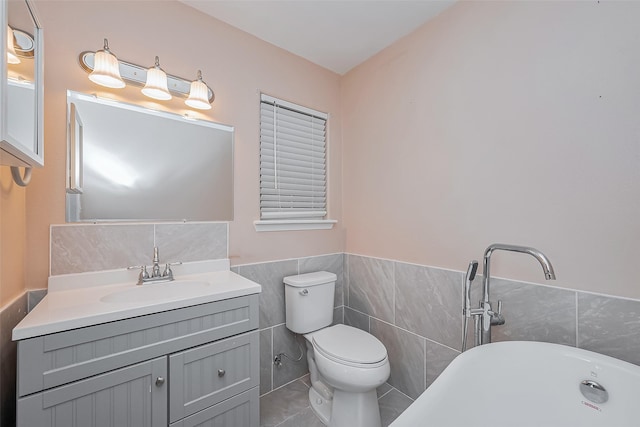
255, 94, 336, 231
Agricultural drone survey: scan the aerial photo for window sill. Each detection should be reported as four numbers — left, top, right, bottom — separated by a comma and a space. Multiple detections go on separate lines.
254, 219, 337, 232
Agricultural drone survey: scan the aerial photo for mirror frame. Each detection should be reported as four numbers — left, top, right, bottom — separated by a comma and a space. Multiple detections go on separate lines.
0, 0, 44, 168
65, 91, 235, 223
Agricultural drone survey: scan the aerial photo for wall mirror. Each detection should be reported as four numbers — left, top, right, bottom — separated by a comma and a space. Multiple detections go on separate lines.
0, 0, 44, 169
66, 91, 234, 222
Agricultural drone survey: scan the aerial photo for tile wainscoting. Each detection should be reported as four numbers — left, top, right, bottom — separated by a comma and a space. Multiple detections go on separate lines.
343, 253, 640, 399
233, 253, 345, 396
4, 224, 639, 427
235, 252, 640, 402
0, 294, 27, 427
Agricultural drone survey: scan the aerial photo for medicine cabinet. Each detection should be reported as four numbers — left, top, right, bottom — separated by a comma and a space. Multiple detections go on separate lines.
0, 0, 44, 175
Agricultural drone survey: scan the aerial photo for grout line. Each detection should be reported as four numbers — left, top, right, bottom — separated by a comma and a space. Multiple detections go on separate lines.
233, 252, 344, 269
575, 291, 580, 348
386, 384, 416, 402
270, 326, 274, 393
377, 387, 394, 400
273, 405, 312, 427
261, 373, 309, 398
344, 306, 459, 353
424, 337, 427, 390
392, 261, 397, 326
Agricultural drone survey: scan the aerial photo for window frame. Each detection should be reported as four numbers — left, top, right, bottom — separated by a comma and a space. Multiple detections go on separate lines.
254, 94, 336, 232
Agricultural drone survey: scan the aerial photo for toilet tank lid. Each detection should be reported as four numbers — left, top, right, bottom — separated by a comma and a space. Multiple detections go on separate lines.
284, 271, 337, 287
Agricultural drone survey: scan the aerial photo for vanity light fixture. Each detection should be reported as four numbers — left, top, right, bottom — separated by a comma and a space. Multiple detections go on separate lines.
88, 38, 125, 89
79, 39, 215, 110
141, 56, 172, 101
185, 70, 212, 110
6, 26, 20, 64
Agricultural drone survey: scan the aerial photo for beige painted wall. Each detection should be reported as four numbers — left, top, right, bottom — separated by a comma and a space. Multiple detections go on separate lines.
342, 1, 640, 299
6, 0, 640, 303
20, 1, 343, 291
0, 168, 26, 307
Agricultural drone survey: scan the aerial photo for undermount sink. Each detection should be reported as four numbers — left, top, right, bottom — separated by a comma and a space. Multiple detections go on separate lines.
100, 280, 210, 304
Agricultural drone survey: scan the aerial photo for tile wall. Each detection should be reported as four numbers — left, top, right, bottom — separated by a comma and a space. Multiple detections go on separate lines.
50, 222, 228, 275
4, 221, 640, 425
343, 253, 640, 399
0, 294, 27, 427
233, 253, 345, 396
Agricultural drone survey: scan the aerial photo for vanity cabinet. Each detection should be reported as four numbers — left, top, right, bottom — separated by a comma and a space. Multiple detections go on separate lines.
18, 357, 168, 426
16, 295, 260, 427
1, 0, 44, 168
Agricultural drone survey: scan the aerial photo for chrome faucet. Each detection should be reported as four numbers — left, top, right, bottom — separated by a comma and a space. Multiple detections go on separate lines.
128, 247, 182, 285
152, 246, 161, 278
463, 243, 556, 349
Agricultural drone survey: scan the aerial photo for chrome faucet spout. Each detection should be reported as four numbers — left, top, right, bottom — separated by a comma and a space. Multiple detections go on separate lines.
483, 243, 556, 283
478, 243, 556, 346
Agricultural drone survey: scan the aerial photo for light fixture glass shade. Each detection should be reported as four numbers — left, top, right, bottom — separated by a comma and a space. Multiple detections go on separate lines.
89, 39, 125, 88
142, 56, 171, 101
185, 70, 212, 110
6, 26, 20, 64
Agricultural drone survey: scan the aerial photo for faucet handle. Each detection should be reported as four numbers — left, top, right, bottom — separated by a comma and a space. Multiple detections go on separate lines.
162, 261, 182, 278
127, 265, 149, 277
491, 300, 506, 326
127, 265, 149, 285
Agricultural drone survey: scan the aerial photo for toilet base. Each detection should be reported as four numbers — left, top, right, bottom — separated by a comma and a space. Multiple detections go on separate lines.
329, 388, 381, 427
309, 386, 332, 425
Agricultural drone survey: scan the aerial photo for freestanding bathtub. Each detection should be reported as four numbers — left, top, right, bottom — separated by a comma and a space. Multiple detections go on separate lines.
390, 341, 640, 427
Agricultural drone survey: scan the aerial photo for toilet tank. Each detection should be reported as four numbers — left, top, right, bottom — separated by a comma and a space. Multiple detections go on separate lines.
284, 271, 337, 334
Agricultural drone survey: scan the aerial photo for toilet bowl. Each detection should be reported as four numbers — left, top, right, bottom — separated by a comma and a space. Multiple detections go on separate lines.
309, 324, 389, 392
284, 272, 391, 427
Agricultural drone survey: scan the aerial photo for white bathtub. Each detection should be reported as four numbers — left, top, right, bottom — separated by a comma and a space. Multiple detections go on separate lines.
390, 341, 640, 427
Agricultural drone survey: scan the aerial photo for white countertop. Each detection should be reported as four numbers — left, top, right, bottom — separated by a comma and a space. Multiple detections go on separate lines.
12, 260, 261, 341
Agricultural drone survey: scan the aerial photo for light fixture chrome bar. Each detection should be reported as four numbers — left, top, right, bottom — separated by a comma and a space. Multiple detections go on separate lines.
79, 51, 214, 103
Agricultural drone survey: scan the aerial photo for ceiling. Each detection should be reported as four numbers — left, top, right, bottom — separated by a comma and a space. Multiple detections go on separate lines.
179, 0, 456, 75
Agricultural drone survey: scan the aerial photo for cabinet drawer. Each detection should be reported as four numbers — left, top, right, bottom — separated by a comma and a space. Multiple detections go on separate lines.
169, 330, 259, 423
170, 386, 259, 427
17, 357, 167, 427
18, 294, 259, 397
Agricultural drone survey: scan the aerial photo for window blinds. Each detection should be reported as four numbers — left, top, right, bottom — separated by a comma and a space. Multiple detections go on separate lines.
260, 94, 328, 220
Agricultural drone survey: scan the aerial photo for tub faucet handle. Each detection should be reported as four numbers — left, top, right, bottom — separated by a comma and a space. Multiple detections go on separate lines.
491, 300, 505, 326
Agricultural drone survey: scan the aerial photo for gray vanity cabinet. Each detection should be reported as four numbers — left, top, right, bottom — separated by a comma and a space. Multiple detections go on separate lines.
169, 331, 259, 423
16, 294, 260, 427
17, 357, 168, 427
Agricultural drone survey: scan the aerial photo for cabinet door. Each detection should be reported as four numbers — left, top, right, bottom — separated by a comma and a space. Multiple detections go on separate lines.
169, 330, 259, 423
17, 357, 167, 427
170, 386, 259, 427
1, 0, 45, 167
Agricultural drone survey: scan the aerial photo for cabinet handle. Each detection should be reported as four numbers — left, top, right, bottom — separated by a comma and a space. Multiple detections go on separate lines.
218, 369, 226, 377
155, 377, 165, 386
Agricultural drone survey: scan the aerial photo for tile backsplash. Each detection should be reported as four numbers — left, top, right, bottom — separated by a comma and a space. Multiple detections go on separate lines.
50, 222, 228, 275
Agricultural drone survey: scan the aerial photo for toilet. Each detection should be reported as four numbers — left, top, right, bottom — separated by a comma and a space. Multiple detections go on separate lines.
284, 271, 390, 427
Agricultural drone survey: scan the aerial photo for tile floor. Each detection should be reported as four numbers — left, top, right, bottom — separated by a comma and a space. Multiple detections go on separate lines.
260, 375, 414, 427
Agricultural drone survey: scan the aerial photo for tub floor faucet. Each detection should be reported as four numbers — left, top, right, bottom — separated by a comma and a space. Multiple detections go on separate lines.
463, 243, 556, 348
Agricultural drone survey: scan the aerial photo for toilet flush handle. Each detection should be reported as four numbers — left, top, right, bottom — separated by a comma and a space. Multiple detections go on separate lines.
300, 289, 309, 296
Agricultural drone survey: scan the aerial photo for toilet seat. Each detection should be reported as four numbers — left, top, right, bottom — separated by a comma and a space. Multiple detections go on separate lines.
311, 324, 388, 368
